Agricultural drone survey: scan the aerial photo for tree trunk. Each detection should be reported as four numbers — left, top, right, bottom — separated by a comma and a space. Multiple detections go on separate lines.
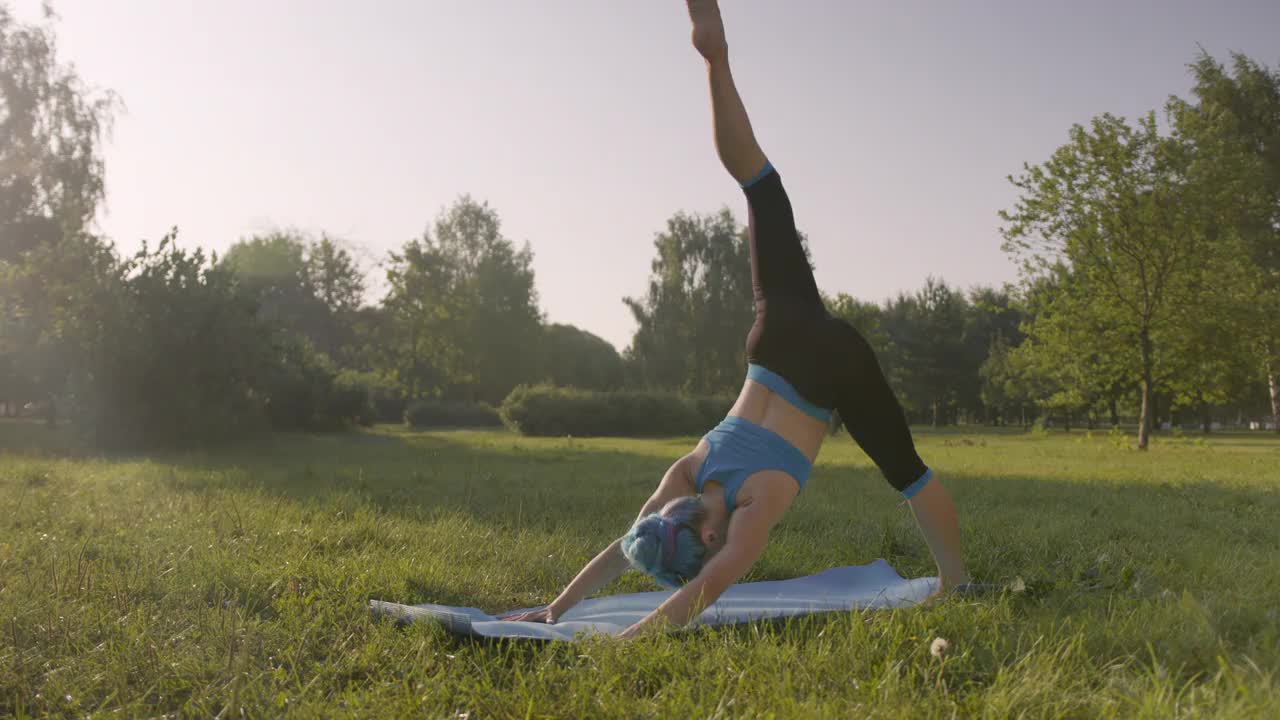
931, 398, 939, 428
1109, 398, 1119, 428
1064, 410, 1072, 432
1201, 402, 1212, 434
1137, 334, 1153, 450
1269, 362, 1280, 434
408, 323, 420, 399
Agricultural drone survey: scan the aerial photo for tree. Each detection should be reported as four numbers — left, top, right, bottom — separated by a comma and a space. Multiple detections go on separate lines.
1002, 112, 1215, 449
306, 235, 365, 366
0, 4, 116, 259
878, 278, 969, 426
307, 236, 365, 316
222, 232, 321, 331
1172, 52, 1280, 432
0, 5, 118, 420
825, 292, 889, 354
382, 236, 460, 399
540, 324, 625, 391
979, 331, 1029, 426
624, 209, 755, 394
1164, 272, 1256, 431
961, 286, 1025, 422
221, 231, 367, 365
381, 196, 542, 404
1018, 273, 1135, 430
77, 231, 274, 448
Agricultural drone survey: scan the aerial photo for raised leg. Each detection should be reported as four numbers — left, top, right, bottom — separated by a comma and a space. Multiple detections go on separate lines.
686, 0, 768, 183
686, 0, 820, 308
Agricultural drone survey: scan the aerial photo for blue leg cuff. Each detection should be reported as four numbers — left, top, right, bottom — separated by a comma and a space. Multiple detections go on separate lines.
900, 468, 933, 499
740, 161, 775, 189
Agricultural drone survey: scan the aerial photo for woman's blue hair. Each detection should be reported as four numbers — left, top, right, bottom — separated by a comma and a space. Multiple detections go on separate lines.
621, 495, 707, 589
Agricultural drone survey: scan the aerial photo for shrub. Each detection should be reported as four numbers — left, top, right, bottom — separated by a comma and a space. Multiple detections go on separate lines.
500, 384, 734, 437
404, 400, 502, 429
368, 380, 408, 424
74, 236, 274, 449
261, 337, 341, 431
262, 341, 376, 432
331, 370, 378, 427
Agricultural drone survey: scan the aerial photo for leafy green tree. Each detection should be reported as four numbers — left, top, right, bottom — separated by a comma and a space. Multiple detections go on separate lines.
540, 323, 625, 391
306, 235, 366, 363
382, 236, 460, 399
381, 196, 542, 404
1172, 52, 1280, 432
0, 5, 118, 420
960, 286, 1025, 422
222, 232, 321, 332
1164, 272, 1257, 432
978, 330, 1035, 426
221, 231, 366, 364
1002, 112, 1215, 449
75, 229, 364, 447
0, 5, 116, 259
825, 292, 889, 354
77, 231, 274, 448
624, 209, 754, 394
1021, 276, 1134, 429
879, 278, 969, 426
0, 232, 117, 424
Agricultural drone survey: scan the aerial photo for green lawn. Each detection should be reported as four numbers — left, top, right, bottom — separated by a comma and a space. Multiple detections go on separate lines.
1, 422, 1278, 718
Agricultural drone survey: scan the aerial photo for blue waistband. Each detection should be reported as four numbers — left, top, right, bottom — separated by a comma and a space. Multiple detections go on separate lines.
746, 364, 834, 424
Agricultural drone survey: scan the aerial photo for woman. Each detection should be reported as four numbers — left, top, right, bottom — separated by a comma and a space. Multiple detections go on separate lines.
502, 0, 972, 638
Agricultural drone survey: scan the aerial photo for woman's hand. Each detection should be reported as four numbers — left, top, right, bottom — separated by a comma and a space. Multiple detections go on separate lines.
618, 621, 665, 641
498, 606, 559, 623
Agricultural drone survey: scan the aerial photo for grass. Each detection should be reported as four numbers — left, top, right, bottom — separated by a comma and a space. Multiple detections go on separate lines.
1, 420, 1278, 718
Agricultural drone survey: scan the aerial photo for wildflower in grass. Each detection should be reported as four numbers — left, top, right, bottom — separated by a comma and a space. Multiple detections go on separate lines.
930, 637, 949, 659
930, 637, 951, 694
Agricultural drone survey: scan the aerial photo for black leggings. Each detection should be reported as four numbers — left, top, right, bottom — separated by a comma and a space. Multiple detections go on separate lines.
742, 165, 928, 493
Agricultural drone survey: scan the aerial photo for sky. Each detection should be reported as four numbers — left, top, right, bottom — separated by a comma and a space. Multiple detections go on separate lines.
10, 0, 1280, 351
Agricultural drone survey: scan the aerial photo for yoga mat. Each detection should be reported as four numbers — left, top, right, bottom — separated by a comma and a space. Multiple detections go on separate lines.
369, 559, 938, 641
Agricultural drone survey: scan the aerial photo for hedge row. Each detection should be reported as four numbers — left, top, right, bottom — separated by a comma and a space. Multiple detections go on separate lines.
499, 384, 734, 437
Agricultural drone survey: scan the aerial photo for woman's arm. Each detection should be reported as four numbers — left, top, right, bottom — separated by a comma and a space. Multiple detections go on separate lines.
618, 472, 795, 637
500, 452, 700, 622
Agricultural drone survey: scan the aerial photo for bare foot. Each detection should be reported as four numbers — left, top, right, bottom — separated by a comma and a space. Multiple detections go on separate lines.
686, 0, 728, 62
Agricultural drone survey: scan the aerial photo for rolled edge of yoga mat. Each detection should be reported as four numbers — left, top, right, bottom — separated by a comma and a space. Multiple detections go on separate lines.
369, 600, 473, 634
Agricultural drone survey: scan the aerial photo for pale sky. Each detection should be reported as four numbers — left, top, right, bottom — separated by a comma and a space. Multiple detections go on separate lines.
11, 1, 1280, 351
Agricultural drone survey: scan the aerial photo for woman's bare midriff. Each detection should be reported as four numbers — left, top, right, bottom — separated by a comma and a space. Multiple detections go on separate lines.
726, 378, 827, 461
681, 377, 828, 500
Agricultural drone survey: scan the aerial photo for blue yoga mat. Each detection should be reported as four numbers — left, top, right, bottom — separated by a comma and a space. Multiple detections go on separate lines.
369, 559, 938, 641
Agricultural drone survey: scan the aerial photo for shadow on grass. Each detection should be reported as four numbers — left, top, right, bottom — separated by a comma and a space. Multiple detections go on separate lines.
4, 423, 1278, 605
